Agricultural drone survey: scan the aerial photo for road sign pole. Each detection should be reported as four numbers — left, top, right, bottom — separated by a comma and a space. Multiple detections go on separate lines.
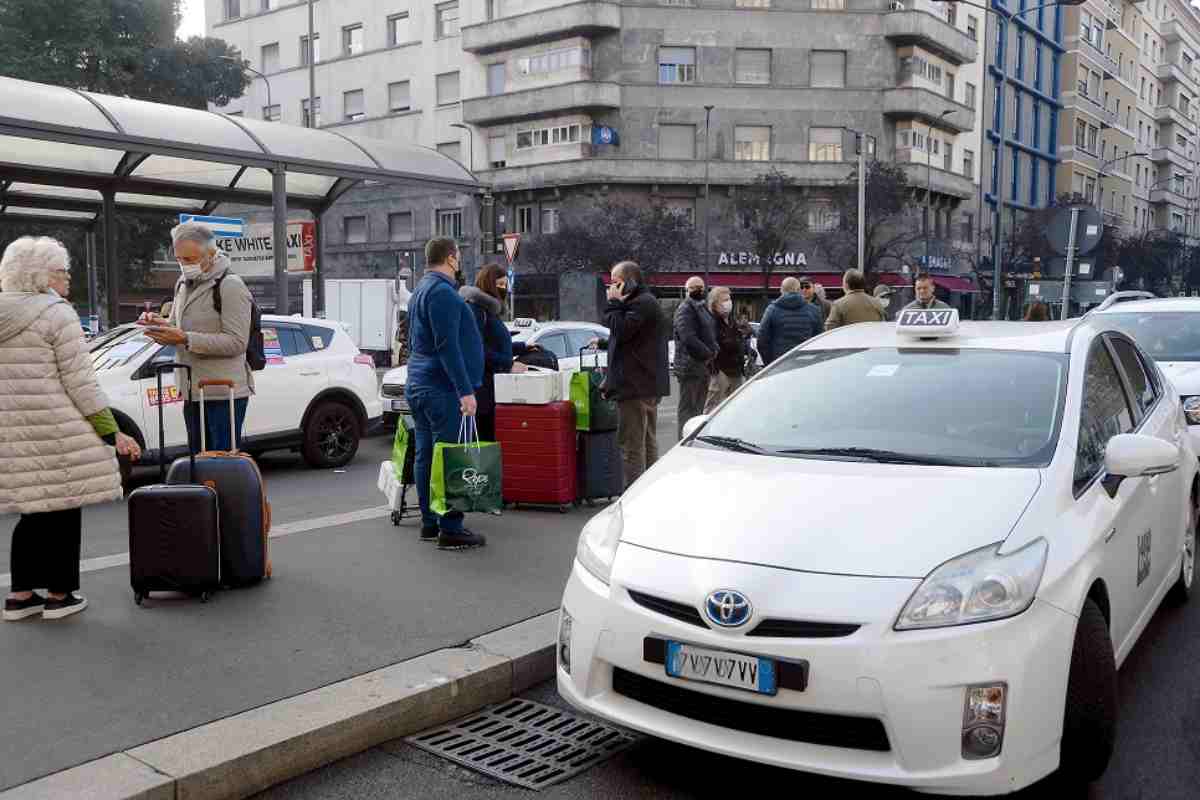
502, 234, 520, 322
1061, 208, 1080, 321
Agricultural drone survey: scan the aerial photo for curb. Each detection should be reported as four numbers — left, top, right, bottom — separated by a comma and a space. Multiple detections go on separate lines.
1, 611, 560, 800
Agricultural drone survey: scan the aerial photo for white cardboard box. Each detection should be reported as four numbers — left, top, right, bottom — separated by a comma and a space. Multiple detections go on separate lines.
494, 368, 561, 404
377, 460, 405, 511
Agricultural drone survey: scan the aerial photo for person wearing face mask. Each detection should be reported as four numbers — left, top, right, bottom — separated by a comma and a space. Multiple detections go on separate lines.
460, 263, 529, 442
873, 284, 895, 322
138, 222, 254, 453
801, 281, 832, 324
703, 286, 751, 414
672, 276, 717, 441
757, 277, 822, 366
406, 237, 486, 550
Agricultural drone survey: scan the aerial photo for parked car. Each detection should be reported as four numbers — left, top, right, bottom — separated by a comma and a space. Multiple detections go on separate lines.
380, 319, 607, 424
91, 315, 381, 480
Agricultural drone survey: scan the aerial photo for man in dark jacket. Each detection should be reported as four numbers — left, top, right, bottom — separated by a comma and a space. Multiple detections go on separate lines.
601, 261, 670, 489
672, 276, 716, 441
903, 272, 952, 311
406, 237, 486, 551
757, 277, 822, 365
801, 280, 832, 324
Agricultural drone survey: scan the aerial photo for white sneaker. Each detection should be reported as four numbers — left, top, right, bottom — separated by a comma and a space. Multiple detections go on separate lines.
42, 594, 87, 620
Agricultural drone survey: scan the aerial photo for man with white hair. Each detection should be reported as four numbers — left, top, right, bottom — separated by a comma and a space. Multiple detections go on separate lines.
139, 221, 255, 452
756, 276, 821, 366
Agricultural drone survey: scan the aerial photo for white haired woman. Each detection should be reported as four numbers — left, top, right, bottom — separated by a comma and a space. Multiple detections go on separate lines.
0, 236, 141, 621
703, 286, 751, 414
138, 221, 254, 452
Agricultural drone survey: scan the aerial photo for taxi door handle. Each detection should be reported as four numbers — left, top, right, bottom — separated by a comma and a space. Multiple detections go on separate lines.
1104, 528, 1117, 544
298, 369, 321, 376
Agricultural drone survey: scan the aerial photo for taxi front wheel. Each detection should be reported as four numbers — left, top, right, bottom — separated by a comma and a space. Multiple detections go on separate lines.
302, 400, 361, 469
1059, 598, 1117, 783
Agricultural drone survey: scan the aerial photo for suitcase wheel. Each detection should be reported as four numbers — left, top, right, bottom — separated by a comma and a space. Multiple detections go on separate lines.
133, 591, 146, 607
390, 511, 401, 527
199, 591, 212, 604
558, 504, 569, 514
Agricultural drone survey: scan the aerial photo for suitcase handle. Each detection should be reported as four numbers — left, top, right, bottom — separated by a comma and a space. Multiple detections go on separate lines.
578, 345, 605, 370
154, 363, 192, 482
198, 381, 239, 454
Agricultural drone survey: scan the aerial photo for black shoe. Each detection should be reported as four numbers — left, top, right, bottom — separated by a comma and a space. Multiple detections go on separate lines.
437, 529, 487, 551
42, 594, 87, 620
3, 593, 46, 621
420, 525, 439, 543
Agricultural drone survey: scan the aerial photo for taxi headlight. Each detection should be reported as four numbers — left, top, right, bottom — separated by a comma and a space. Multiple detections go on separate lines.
895, 539, 1048, 631
1182, 396, 1200, 425
576, 503, 623, 585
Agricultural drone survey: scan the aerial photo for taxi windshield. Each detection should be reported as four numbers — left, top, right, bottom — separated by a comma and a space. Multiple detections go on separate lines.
1098, 312, 1200, 361
696, 348, 1068, 467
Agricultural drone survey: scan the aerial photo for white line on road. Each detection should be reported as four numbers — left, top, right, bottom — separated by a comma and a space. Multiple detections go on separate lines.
0, 505, 394, 588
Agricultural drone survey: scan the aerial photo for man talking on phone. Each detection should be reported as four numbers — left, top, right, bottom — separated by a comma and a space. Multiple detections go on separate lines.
596, 261, 670, 489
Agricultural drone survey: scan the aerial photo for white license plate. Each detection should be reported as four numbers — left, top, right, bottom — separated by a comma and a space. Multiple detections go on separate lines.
665, 641, 777, 695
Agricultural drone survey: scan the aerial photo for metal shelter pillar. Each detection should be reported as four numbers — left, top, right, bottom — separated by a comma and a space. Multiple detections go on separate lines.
272, 165, 289, 315
312, 211, 325, 316
103, 190, 118, 326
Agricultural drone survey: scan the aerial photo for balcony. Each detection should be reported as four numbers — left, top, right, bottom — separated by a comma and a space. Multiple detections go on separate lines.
1163, 19, 1200, 58
1102, 210, 1125, 228
1155, 104, 1196, 132
1059, 146, 1101, 170
883, 10, 978, 66
462, 81, 620, 125
461, 1, 620, 54
1103, 2, 1122, 28
883, 88, 975, 132
1151, 187, 1189, 207
1156, 62, 1200, 97
899, 163, 977, 199
1080, 41, 1119, 79
1152, 146, 1192, 170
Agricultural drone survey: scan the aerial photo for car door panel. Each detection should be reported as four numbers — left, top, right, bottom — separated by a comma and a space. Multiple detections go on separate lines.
241, 324, 327, 439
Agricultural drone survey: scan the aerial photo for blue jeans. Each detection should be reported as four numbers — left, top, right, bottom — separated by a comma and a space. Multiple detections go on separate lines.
184, 397, 249, 453
408, 390, 464, 533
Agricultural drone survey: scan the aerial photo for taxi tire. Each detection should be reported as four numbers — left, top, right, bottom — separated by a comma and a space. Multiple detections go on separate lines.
1166, 494, 1196, 607
1059, 598, 1117, 783
301, 400, 361, 469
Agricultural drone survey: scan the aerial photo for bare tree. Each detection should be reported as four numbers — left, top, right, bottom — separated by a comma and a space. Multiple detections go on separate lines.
731, 168, 807, 290
818, 160, 923, 274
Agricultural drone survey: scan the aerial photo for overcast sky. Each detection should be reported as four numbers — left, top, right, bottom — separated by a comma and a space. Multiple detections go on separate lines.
178, 0, 205, 39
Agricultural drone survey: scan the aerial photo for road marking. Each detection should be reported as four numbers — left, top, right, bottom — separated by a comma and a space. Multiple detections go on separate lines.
0, 505, 394, 588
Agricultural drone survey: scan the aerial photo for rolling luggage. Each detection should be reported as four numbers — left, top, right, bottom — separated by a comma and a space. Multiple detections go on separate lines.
166, 379, 271, 588
381, 415, 416, 525
128, 364, 221, 605
577, 430, 623, 505
496, 401, 577, 512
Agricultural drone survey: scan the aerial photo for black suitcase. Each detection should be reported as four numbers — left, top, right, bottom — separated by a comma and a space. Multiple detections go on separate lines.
517, 347, 558, 371
166, 380, 270, 588
577, 430, 623, 505
128, 364, 221, 605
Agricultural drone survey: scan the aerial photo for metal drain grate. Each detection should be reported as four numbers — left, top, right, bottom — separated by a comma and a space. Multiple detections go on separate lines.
406, 698, 639, 790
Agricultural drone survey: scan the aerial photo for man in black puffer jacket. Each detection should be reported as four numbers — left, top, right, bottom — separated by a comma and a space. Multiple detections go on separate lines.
757, 277, 822, 366
672, 276, 717, 441
598, 261, 670, 489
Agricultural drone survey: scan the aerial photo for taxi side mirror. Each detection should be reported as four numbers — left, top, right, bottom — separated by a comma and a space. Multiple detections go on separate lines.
681, 414, 710, 441
1102, 434, 1179, 498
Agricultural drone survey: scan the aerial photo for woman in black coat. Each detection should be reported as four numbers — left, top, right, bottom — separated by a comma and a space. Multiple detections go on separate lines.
460, 264, 529, 441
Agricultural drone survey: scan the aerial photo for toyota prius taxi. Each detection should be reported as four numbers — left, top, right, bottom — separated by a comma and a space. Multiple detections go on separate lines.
557, 310, 1197, 795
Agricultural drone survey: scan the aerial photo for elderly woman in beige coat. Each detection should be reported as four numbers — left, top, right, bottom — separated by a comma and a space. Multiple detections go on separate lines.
0, 237, 141, 621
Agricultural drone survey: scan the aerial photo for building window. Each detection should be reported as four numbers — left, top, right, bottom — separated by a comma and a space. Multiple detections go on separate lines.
658, 47, 696, 84
488, 63, 506, 96
541, 208, 560, 234
735, 126, 771, 161
516, 206, 534, 233
389, 81, 411, 112
437, 142, 462, 163
659, 124, 696, 159
225, 0, 241, 21
517, 47, 590, 76
345, 216, 367, 244
388, 12, 411, 46
807, 204, 839, 232
436, 2, 460, 39
343, 90, 365, 121
1075, 119, 1086, 150
261, 43, 279, 74
811, 50, 846, 88
488, 135, 506, 169
944, 141, 953, 172
437, 209, 463, 239
735, 0, 771, 6
343, 24, 364, 56
436, 71, 460, 106
1088, 125, 1099, 153
735, 49, 771, 85
967, 16, 978, 42
808, 127, 842, 161
945, 3, 957, 26
963, 148, 974, 179
300, 34, 320, 66
263, 104, 280, 122
515, 123, 584, 149
301, 97, 321, 127
1084, 176, 1096, 203
389, 213, 413, 242
964, 82, 976, 110
811, 0, 842, 8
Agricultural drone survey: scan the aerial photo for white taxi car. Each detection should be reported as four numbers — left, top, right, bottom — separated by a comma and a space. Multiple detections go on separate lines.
558, 310, 1197, 795
90, 315, 381, 473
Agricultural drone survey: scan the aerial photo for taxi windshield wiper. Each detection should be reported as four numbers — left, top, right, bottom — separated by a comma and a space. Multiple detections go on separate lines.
778, 447, 983, 466
694, 435, 773, 455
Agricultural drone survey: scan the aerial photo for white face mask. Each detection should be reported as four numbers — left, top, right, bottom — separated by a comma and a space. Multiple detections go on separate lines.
179, 262, 204, 281
881, 297, 891, 309
719, 300, 733, 315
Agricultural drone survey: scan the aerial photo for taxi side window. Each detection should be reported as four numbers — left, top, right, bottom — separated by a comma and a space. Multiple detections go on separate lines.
1108, 337, 1156, 420
278, 327, 313, 357
1075, 343, 1136, 491
537, 333, 569, 360
566, 330, 597, 355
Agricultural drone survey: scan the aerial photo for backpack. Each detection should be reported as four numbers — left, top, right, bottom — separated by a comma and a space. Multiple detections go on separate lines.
212, 273, 267, 372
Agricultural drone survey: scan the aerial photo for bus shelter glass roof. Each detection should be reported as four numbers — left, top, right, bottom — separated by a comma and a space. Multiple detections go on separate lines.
0, 76, 478, 225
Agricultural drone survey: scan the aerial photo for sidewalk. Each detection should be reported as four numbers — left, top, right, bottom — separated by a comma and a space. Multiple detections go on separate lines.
0, 505, 587, 794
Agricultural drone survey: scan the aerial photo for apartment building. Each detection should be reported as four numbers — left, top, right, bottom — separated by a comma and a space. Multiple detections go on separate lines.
209, 0, 986, 304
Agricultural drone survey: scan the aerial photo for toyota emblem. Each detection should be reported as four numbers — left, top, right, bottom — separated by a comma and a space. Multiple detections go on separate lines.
704, 589, 752, 628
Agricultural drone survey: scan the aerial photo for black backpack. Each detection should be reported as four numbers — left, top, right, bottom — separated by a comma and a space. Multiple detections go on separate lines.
212, 273, 267, 372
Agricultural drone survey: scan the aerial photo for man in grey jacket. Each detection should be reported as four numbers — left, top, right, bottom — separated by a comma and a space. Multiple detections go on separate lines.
903, 273, 952, 311
672, 276, 717, 440
140, 222, 254, 452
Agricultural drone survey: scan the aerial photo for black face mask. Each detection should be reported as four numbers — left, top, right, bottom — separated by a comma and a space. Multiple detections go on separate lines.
688, 288, 705, 301
497, 288, 508, 300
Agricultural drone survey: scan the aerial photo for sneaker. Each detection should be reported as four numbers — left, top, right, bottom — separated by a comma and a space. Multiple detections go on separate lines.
420, 525, 439, 543
437, 529, 488, 551
3, 593, 46, 621
42, 594, 87, 620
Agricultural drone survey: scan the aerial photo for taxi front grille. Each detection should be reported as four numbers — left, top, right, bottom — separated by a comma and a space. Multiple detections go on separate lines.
612, 668, 890, 752
627, 590, 707, 629
381, 383, 405, 399
747, 619, 861, 638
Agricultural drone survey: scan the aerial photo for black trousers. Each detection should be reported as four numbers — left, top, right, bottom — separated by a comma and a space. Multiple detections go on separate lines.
9, 507, 82, 594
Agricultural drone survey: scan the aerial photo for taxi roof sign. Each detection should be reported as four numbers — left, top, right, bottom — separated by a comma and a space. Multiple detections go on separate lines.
513, 317, 537, 328
896, 307, 960, 337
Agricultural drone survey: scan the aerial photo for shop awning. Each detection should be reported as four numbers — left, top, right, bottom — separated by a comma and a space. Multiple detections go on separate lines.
604, 271, 929, 290
933, 275, 980, 293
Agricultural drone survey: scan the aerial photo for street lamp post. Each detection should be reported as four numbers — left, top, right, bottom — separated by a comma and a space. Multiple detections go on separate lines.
704, 104, 714, 286
926, 109, 957, 267
220, 57, 272, 112
307, 0, 317, 128
450, 122, 491, 269
450, 122, 474, 172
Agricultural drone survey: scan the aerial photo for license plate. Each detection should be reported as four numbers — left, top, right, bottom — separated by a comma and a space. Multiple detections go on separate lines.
665, 641, 777, 696
388, 399, 407, 412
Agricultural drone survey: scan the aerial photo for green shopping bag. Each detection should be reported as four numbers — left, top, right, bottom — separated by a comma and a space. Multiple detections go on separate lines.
430, 417, 503, 515
391, 416, 415, 484
570, 347, 619, 432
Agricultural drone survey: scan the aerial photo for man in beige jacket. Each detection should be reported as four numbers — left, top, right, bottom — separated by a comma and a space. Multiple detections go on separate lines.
141, 222, 254, 452
825, 268, 887, 331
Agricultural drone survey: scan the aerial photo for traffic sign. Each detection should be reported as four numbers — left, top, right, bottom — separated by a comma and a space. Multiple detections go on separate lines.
502, 233, 521, 266
178, 214, 245, 238
1046, 205, 1103, 257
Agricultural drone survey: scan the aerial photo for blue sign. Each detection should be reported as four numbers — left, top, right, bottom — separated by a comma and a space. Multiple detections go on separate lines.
178, 214, 245, 238
507, 268, 516, 292
592, 126, 620, 146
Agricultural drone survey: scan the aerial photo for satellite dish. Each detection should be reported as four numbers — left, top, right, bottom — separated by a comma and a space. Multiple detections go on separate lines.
1046, 205, 1104, 257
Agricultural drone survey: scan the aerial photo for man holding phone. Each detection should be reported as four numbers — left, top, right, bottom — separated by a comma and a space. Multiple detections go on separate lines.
597, 261, 670, 489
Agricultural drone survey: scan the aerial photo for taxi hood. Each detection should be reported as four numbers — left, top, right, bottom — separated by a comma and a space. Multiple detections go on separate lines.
618, 449, 1041, 579
1158, 362, 1200, 395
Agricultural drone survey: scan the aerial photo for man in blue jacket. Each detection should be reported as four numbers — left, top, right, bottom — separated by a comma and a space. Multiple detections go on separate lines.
406, 237, 486, 550
757, 277, 822, 366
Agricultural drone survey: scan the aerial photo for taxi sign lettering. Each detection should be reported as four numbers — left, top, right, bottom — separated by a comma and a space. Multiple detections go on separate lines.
899, 310, 954, 327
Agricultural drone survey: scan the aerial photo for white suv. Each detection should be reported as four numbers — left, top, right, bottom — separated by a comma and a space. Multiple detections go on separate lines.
90, 315, 382, 474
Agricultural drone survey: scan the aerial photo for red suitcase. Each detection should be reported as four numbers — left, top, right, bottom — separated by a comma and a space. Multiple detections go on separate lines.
496, 401, 577, 512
